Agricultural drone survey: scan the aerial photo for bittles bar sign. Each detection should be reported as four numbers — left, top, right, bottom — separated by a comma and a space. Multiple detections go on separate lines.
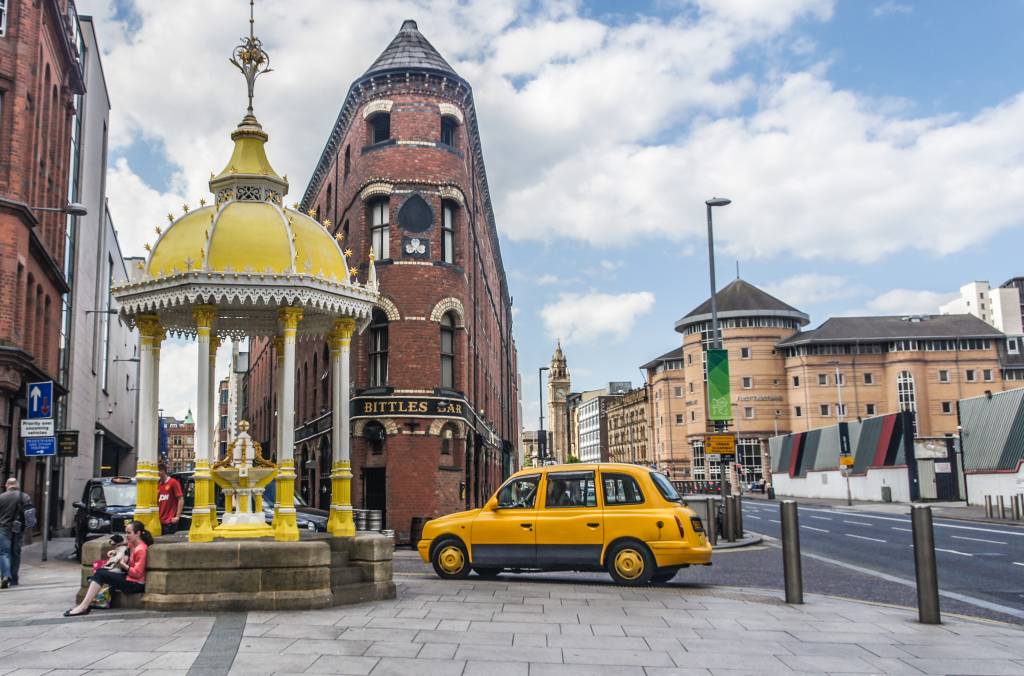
352, 396, 472, 422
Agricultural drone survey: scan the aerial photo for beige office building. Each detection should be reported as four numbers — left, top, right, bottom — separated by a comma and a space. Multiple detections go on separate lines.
607, 386, 651, 465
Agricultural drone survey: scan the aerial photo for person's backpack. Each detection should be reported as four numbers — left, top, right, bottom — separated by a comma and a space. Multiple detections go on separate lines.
22, 504, 37, 530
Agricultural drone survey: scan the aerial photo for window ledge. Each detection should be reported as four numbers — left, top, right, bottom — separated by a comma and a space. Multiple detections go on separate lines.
361, 139, 397, 154
438, 464, 462, 472
433, 261, 464, 274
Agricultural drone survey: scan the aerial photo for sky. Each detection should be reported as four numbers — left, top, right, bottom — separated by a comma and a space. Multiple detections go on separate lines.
76, 0, 1024, 429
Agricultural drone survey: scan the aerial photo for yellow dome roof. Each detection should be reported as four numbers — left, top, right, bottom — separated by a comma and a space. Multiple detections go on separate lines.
146, 115, 349, 282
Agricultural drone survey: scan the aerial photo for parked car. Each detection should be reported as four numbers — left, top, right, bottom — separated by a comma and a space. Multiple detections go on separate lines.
72, 477, 137, 560
171, 472, 327, 533
418, 463, 711, 586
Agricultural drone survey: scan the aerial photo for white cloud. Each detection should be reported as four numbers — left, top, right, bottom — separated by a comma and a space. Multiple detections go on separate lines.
764, 273, 859, 307
540, 291, 655, 344
537, 274, 561, 286
863, 289, 957, 316
599, 260, 623, 271
872, 2, 913, 17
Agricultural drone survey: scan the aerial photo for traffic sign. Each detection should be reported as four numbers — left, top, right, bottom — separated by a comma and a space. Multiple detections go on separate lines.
706, 434, 736, 456
27, 381, 54, 419
708, 453, 721, 462
58, 430, 80, 458
21, 419, 55, 437
839, 454, 855, 467
24, 436, 57, 457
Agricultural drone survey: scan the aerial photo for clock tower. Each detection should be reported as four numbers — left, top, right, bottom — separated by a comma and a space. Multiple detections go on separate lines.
547, 340, 571, 463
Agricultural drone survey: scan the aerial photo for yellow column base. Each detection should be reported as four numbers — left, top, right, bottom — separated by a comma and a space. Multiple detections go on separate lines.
273, 460, 299, 542
188, 462, 215, 542
327, 461, 355, 537
134, 463, 162, 536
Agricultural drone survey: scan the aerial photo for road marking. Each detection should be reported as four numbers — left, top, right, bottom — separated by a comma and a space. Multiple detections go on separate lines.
801, 525, 829, 533
951, 535, 1006, 545
934, 548, 973, 557
846, 533, 886, 543
891, 527, 912, 532
747, 515, 762, 519
843, 520, 873, 526
769, 544, 1024, 620
800, 506, 1024, 538
808, 515, 832, 521
768, 519, 781, 523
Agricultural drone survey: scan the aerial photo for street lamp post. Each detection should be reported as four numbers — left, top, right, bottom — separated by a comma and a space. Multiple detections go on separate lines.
538, 366, 550, 464
705, 197, 731, 496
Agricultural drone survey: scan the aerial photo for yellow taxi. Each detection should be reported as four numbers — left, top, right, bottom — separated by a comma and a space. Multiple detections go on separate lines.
417, 463, 711, 585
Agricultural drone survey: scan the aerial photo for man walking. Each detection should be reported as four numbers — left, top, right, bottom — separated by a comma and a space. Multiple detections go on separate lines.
157, 462, 183, 534
0, 477, 31, 588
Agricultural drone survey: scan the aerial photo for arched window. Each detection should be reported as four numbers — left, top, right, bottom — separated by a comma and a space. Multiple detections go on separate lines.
897, 370, 918, 435
369, 199, 389, 260
440, 311, 456, 389
442, 202, 455, 264
440, 423, 457, 455
441, 117, 457, 147
343, 145, 351, 180
369, 309, 388, 387
368, 112, 390, 144
365, 421, 385, 454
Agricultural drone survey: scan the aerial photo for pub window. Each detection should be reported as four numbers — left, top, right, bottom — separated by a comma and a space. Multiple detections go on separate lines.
368, 112, 390, 144
368, 309, 388, 387
440, 423, 456, 454
440, 312, 456, 389
364, 421, 386, 454
370, 198, 389, 260
440, 117, 457, 147
442, 202, 455, 264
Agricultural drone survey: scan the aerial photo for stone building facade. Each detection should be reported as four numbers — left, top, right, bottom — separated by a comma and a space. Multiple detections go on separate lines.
243, 21, 519, 542
546, 342, 570, 463
606, 385, 650, 465
164, 411, 194, 474
1, 0, 86, 516
673, 279, 1022, 486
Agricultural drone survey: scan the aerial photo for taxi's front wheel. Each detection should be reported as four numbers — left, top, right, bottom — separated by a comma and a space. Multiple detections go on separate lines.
431, 538, 471, 579
606, 541, 655, 586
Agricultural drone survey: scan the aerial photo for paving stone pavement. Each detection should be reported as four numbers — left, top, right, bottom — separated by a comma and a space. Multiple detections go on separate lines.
2, 558, 1024, 675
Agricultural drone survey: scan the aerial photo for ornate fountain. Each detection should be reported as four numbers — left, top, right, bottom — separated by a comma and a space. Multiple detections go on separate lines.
211, 421, 277, 538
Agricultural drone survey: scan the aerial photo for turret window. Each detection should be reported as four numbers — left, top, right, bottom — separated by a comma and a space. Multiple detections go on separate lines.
441, 117, 457, 147
442, 202, 455, 264
370, 199, 389, 260
369, 309, 389, 387
440, 311, 456, 389
368, 112, 390, 144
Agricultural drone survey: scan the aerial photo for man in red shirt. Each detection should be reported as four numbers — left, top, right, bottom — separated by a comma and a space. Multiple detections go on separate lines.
157, 462, 184, 534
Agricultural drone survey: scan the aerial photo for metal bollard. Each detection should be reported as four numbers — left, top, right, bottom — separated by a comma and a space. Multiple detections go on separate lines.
911, 505, 941, 624
1014, 495, 1022, 521
998, 496, 1006, 520
724, 495, 737, 542
985, 495, 993, 518
706, 497, 718, 546
780, 500, 803, 604
737, 495, 744, 538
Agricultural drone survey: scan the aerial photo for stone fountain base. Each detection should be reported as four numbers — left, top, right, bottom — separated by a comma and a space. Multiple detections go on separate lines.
78, 532, 395, 611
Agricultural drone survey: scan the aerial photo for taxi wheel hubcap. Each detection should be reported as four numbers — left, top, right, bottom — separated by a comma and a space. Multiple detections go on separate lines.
614, 549, 644, 580
438, 545, 465, 574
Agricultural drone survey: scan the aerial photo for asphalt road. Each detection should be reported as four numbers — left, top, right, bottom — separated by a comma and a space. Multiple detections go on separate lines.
741, 500, 1024, 621
396, 503, 1024, 625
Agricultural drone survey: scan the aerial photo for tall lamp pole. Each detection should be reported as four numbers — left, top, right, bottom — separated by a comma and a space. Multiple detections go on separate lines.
705, 197, 731, 495
538, 366, 549, 464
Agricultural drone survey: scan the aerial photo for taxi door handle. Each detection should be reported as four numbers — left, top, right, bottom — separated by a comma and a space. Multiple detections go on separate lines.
520, 523, 532, 529
586, 522, 600, 528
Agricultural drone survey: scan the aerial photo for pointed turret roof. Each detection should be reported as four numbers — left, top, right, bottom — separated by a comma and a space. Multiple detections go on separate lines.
553, 339, 565, 362
363, 20, 459, 79
674, 279, 809, 333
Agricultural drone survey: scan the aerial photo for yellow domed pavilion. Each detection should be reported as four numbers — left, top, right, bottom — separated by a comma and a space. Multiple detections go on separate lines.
113, 9, 378, 543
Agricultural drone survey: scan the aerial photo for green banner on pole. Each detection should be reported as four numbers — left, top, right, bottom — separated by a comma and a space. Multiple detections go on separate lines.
706, 348, 732, 421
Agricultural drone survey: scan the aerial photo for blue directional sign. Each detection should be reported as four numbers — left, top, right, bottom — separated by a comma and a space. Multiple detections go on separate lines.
25, 436, 57, 457
27, 380, 54, 419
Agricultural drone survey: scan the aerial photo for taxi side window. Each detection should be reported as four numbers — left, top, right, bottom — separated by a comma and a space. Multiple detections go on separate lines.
602, 473, 645, 505
88, 484, 106, 509
497, 475, 540, 509
545, 471, 597, 508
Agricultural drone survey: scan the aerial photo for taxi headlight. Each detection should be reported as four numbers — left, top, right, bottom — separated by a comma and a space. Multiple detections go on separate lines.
87, 517, 110, 531
306, 521, 317, 531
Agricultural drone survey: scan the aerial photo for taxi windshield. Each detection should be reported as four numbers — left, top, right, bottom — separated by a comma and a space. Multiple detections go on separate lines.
650, 472, 681, 502
101, 483, 137, 507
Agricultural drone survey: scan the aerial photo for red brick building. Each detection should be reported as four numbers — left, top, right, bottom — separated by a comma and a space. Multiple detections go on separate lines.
244, 21, 520, 541
0, 0, 84, 503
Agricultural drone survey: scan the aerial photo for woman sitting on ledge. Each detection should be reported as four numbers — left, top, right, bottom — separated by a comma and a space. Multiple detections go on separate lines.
64, 520, 153, 617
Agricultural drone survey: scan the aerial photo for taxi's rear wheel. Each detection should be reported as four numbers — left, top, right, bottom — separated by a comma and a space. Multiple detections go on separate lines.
651, 569, 679, 584
431, 538, 471, 580
474, 567, 501, 578
606, 540, 655, 586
